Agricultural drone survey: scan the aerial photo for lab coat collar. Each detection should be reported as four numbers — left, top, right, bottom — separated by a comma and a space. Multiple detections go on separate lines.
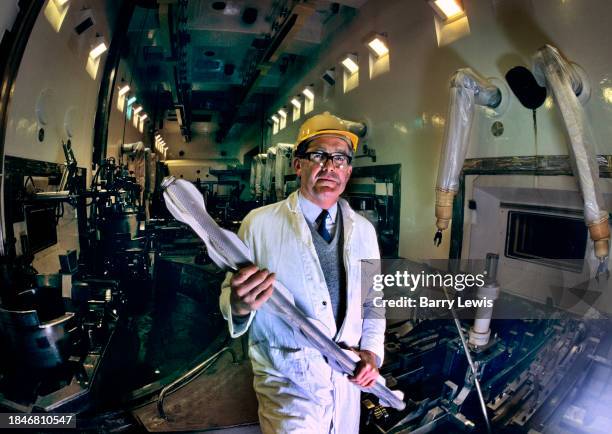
287, 190, 355, 251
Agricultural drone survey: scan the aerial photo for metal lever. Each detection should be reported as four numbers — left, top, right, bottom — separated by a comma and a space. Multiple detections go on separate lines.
434, 230, 442, 247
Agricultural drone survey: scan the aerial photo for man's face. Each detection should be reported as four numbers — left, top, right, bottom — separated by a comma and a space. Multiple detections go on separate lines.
294, 136, 353, 208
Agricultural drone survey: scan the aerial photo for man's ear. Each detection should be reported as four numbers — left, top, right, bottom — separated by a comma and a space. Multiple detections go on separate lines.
293, 157, 302, 177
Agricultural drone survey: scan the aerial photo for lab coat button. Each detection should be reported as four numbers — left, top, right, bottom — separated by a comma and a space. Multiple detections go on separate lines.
322, 301, 327, 306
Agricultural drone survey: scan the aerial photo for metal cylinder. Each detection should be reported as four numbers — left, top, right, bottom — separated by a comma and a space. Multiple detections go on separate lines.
484, 253, 499, 282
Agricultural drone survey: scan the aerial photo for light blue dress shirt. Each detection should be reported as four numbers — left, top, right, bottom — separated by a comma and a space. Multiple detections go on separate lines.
298, 192, 338, 238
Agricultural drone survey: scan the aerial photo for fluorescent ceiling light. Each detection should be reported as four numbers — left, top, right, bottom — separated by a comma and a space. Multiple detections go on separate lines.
341, 55, 359, 75
127, 96, 136, 106
271, 115, 279, 123
139, 114, 148, 121
303, 87, 314, 99
53, 0, 70, 7
118, 85, 130, 96
429, 0, 465, 21
367, 36, 389, 57
133, 106, 143, 115
278, 109, 287, 118
291, 98, 301, 108
89, 41, 107, 59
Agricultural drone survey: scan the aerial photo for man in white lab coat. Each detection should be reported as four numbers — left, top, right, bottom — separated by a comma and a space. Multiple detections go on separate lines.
219, 112, 385, 433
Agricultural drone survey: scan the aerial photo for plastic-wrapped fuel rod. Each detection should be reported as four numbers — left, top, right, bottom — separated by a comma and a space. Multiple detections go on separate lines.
262, 146, 277, 199
533, 45, 610, 269
161, 176, 406, 410
251, 154, 267, 197
434, 69, 501, 244
275, 144, 294, 199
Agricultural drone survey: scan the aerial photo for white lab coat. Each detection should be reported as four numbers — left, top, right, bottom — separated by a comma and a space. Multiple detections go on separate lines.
219, 191, 385, 434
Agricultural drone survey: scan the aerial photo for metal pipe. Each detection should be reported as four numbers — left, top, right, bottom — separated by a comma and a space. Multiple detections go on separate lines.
157, 346, 238, 420
442, 285, 492, 434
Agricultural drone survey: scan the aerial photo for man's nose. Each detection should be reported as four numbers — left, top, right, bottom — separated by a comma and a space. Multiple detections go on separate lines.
321, 157, 336, 171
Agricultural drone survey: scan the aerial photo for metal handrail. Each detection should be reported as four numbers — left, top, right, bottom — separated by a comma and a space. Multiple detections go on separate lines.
157, 346, 238, 420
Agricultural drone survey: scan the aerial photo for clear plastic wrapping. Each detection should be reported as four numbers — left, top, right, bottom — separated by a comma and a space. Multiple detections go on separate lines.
275, 144, 294, 199
436, 69, 500, 193
262, 146, 277, 198
533, 45, 608, 227
251, 154, 267, 197
249, 160, 257, 195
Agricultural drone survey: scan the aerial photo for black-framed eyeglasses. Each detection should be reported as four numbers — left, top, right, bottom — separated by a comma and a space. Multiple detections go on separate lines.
298, 151, 352, 168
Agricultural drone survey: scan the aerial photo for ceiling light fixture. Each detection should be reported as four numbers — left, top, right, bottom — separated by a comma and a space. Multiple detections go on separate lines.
303, 87, 314, 100
322, 69, 336, 86
367, 35, 389, 57
89, 39, 107, 59
291, 98, 301, 108
118, 84, 130, 96
341, 54, 359, 75
428, 0, 465, 22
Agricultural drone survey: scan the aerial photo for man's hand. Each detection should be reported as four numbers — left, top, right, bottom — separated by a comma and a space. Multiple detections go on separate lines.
230, 264, 275, 316
348, 349, 379, 388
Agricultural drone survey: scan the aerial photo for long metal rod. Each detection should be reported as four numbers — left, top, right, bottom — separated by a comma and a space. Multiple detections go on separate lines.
157, 346, 238, 420
442, 285, 492, 434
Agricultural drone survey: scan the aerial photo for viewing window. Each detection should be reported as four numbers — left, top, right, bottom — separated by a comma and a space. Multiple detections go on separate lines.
505, 210, 587, 272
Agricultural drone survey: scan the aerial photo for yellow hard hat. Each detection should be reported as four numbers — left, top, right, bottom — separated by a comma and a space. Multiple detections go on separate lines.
295, 111, 359, 152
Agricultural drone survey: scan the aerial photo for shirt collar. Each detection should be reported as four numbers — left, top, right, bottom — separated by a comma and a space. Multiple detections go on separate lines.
297, 191, 338, 225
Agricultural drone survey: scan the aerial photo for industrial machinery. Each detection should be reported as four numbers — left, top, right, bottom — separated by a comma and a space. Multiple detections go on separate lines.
362, 314, 604, 433
361, 257, 607, 433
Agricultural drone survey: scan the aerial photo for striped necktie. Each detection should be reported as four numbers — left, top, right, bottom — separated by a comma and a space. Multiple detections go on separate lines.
316, 209, 332, 243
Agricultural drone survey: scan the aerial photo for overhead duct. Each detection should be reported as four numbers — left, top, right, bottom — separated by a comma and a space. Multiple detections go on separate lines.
217, 2, 316, 142
533, 44, 608, 278
434, 68, 502, 247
